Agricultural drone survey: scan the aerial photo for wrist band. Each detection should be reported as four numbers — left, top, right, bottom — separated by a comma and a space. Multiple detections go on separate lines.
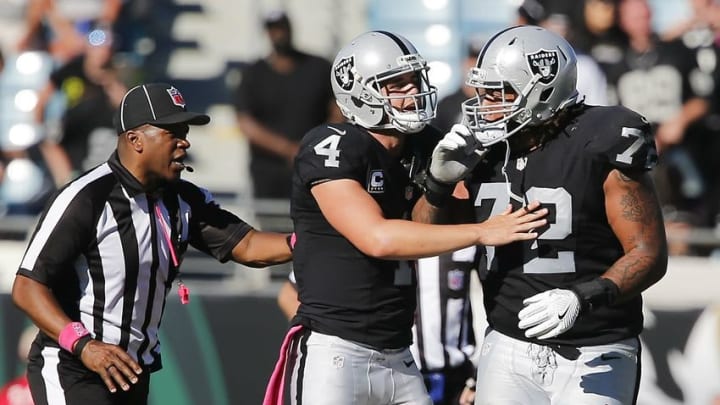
571, 278, 620, 313
424, 173, 455, 208
58, 322, 90, 353
72, 335, 93, 357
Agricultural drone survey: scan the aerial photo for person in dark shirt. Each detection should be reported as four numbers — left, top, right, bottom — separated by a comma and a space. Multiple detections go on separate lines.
605, 0, 709, 253
262, 30, 548, 405
426, 25, 668, 404
433, 41, 483, 135
234, 10, 343, 200
33, 26, 127, 182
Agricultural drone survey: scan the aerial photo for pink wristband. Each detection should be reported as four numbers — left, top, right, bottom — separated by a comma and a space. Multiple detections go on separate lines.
58, 322, 90, 352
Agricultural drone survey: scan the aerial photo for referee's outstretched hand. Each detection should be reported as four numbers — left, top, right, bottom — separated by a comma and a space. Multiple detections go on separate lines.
78, 340, 144, 393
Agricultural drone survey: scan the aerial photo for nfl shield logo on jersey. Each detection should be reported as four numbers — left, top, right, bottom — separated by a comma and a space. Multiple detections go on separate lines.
448, 269, 465, 291
516, 157, 528, 171
527, 50, 558, 84
166, 87, 186, 107
334, 56, 355, 91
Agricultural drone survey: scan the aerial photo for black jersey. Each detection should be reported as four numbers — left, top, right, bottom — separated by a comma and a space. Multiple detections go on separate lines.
291, 122, 440, 349
466, 105, 656, 346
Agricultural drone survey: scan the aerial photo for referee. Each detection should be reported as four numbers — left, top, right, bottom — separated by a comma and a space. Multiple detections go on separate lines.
412, 248, 478, 405
12, 83, 293, 405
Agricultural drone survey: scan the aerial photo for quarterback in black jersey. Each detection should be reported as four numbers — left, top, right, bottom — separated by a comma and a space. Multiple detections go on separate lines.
426, 26, 668, 404
262, 31, 548, 405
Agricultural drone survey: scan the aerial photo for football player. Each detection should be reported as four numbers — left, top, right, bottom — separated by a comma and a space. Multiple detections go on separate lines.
426, 25, 669, 404
262, 30, 548, 405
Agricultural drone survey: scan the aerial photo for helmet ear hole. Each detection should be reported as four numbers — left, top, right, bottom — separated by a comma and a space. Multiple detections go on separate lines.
351, 97, 364, 108
539, 87, 554, 102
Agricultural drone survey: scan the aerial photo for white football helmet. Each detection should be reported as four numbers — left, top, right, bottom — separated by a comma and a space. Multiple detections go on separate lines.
331, 31, 438, 134
461, 25, 579, 146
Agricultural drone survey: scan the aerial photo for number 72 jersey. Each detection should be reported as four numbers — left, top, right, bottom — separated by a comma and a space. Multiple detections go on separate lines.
465, 105, 656, 346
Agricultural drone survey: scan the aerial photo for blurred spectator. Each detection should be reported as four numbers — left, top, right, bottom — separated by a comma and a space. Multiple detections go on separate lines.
234, 10, 343, 200
0, 326, 37, 405
567, 0, 626, 71
517, 3, 610, 106
0, 48, 59, 215
662, 0, 720, 42
606, 0, 710, 254
662, 0, 720, 231
0, 48, 5, 184
432, 40, 482, 133
33, 26, 127, 180
16, 0, 123, 63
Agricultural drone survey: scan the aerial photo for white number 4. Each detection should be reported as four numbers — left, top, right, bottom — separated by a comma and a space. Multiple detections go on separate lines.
616, 127, 645, 165
314, 135, 341, 168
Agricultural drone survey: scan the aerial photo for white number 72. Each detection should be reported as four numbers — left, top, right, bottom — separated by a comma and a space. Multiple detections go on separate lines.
475, 184, 575, 274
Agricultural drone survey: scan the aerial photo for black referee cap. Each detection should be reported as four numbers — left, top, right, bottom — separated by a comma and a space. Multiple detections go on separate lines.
114, 83, 210, 134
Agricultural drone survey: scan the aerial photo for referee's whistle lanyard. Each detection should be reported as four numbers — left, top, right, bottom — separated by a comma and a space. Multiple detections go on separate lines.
153, 203, 190, 305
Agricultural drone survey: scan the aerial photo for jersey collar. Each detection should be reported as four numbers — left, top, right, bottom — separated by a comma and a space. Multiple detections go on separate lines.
107, 151, 146, 198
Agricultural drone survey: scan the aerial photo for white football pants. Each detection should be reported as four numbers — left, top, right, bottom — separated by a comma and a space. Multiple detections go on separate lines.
475, 328, 640, 405
289, 331, 433, 405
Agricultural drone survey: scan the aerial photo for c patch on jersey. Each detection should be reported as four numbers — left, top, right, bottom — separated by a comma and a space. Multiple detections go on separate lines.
527, 49, 558, 84
368, 169, 384, 193
334, 55, 355, 91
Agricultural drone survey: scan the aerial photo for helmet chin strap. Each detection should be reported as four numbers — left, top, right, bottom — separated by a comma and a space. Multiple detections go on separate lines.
501, 139, 526, 206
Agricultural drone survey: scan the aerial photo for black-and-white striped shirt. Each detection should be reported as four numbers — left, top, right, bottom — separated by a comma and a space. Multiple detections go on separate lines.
411, 246, 477, 372
17, 152, 250, 371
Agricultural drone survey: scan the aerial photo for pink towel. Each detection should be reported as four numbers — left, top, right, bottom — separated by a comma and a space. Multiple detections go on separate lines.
263, 325, 304, 405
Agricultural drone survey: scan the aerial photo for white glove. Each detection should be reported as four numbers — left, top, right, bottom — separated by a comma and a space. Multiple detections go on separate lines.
429, 124, 487, 184
517, 289, 581, 340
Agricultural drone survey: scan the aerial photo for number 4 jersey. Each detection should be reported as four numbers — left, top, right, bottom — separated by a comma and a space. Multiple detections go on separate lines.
466, 105, 657, 346
291, 122, 439, 349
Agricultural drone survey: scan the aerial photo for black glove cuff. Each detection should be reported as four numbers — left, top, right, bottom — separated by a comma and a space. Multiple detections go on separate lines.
571, 278, 620, 313
72, 335, 93, 357
423, 172, 455, 208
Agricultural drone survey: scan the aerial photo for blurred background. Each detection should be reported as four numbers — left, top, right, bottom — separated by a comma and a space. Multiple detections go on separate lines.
0, 0, 718, 404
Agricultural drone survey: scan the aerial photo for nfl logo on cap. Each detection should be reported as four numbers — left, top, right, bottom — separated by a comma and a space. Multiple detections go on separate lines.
167, 87, 186, 107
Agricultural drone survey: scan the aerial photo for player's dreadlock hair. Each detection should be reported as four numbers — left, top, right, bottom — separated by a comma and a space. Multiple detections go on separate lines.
509, 101, 587, 154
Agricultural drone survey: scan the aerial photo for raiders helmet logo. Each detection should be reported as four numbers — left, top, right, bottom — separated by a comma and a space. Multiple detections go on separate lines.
526, 49, 558, 84
333, 55, 355, 91
166, 87, 186, 107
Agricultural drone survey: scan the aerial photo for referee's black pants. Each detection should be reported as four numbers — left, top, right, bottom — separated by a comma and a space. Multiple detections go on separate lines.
27, 341, 150, 405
